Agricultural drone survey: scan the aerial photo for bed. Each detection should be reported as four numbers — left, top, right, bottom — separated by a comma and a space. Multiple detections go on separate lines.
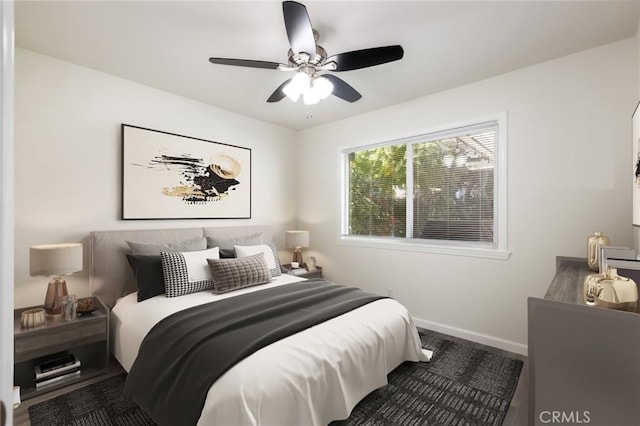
90, 225, 429, 426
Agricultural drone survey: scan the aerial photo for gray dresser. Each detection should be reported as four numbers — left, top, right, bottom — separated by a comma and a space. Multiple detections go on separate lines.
528, 257, 640, 426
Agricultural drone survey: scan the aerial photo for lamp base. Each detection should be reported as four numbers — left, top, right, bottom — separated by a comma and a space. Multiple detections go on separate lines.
292, 249, 303, 265
44, 277, 68, 315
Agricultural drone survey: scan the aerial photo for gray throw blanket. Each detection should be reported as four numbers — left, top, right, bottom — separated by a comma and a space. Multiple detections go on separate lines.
124, 279, 385, 426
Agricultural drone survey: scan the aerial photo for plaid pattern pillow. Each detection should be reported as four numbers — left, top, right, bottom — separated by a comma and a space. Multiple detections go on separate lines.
207, 253, 272, 294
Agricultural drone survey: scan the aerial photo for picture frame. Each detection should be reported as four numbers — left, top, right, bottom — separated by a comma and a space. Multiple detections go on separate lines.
633, 102, 640, 226
121, 124, 251, 220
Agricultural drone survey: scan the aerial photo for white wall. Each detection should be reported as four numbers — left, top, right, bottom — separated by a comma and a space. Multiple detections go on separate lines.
14, 48, 298, 308
14, 37, 639, 351
297, 38, 638, 353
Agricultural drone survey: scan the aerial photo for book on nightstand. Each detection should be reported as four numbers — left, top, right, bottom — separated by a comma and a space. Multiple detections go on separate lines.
288, 268, 308, 276
35, 370, 81, 389
34, 352, 81, 388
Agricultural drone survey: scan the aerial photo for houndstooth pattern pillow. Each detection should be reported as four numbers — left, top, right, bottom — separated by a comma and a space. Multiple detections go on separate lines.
234, 243, 282, 277
161, 247, 220, 297
207, 253, 272, 294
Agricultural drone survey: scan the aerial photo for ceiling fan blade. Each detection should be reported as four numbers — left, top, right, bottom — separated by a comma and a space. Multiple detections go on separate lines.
323, 75, 362, 103
209, 57, 281, 70
267, 78, 293, 103
326, 45, 404, 71
282, 1, 316, 56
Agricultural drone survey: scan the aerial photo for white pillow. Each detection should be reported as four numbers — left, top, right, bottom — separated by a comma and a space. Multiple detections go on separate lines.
234, 243, 282, 277
161, 247, 220, 297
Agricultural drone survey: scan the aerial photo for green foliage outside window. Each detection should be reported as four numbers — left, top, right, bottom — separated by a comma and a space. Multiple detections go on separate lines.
348, 144, 407, 237
348, 139, 494, 242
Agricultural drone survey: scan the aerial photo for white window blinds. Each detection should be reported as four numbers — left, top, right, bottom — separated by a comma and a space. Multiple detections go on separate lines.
345, 120, 499, 247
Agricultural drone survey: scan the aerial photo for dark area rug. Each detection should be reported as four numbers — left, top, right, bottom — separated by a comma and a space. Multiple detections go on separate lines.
332, 332, 523, 426
29, 331, 523, 426
28, 374, 153, 426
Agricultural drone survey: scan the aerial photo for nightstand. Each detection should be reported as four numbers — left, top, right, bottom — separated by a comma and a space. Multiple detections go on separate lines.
282, 263, 323, 279
14, 296, 109, 400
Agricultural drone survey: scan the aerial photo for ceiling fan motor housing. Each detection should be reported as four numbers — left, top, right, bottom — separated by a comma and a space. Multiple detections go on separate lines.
288, 42, 332, 77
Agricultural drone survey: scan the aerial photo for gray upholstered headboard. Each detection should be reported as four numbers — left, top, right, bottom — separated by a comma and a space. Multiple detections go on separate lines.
90, 225, 273, 308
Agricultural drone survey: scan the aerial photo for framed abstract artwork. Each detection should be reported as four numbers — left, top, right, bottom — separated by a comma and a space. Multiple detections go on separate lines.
122, 124, 251, 219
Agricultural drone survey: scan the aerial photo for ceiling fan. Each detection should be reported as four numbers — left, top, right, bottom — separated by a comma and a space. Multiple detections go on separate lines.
209, 1, 404, 105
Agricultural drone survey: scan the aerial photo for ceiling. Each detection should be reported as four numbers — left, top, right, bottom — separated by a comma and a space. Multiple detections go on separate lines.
15, 1, 640, 131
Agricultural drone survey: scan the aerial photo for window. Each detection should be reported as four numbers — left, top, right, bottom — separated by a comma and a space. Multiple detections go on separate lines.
341, 115, 508, 259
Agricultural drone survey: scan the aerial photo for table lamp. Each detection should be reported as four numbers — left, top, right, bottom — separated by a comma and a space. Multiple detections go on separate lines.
286, 230, 310, 265
30, 243, 83, 315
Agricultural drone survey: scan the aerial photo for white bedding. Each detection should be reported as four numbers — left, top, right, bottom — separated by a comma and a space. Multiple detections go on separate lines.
111, 275, 428, 425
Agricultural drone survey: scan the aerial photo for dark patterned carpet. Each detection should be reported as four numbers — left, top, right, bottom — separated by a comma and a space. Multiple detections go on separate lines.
332, 332, 523, 426
28, 374, 152, 426
29, 331, 523, 426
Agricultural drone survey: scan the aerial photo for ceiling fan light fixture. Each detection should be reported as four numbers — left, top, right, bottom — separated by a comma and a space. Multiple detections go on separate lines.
313, 76, 333, 99
209, 1, 405, 105
283, 72, 311, 101
282, 85, 301, 102
303, 88, 320, 105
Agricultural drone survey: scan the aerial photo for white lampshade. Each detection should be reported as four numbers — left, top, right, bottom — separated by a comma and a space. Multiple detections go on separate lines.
285, 230, 310, 249
283, 72, 311, 102
313, 76, 334, 100
30, 243, 83, 277
303, 89, 320, 105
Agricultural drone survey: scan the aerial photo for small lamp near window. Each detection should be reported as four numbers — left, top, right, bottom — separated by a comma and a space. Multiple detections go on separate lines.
30, 243, 83, 315
285, 230, 310, 265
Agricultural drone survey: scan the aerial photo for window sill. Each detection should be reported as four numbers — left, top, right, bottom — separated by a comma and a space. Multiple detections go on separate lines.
338, 236, 511, 260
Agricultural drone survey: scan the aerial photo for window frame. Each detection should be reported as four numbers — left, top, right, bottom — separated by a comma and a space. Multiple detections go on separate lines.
339, 113, 510, 260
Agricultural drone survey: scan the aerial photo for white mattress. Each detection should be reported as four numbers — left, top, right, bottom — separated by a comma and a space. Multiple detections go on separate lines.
111, 275, 429, 425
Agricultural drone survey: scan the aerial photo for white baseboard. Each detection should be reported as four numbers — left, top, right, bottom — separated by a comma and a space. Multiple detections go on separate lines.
413, 317, 528, 357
